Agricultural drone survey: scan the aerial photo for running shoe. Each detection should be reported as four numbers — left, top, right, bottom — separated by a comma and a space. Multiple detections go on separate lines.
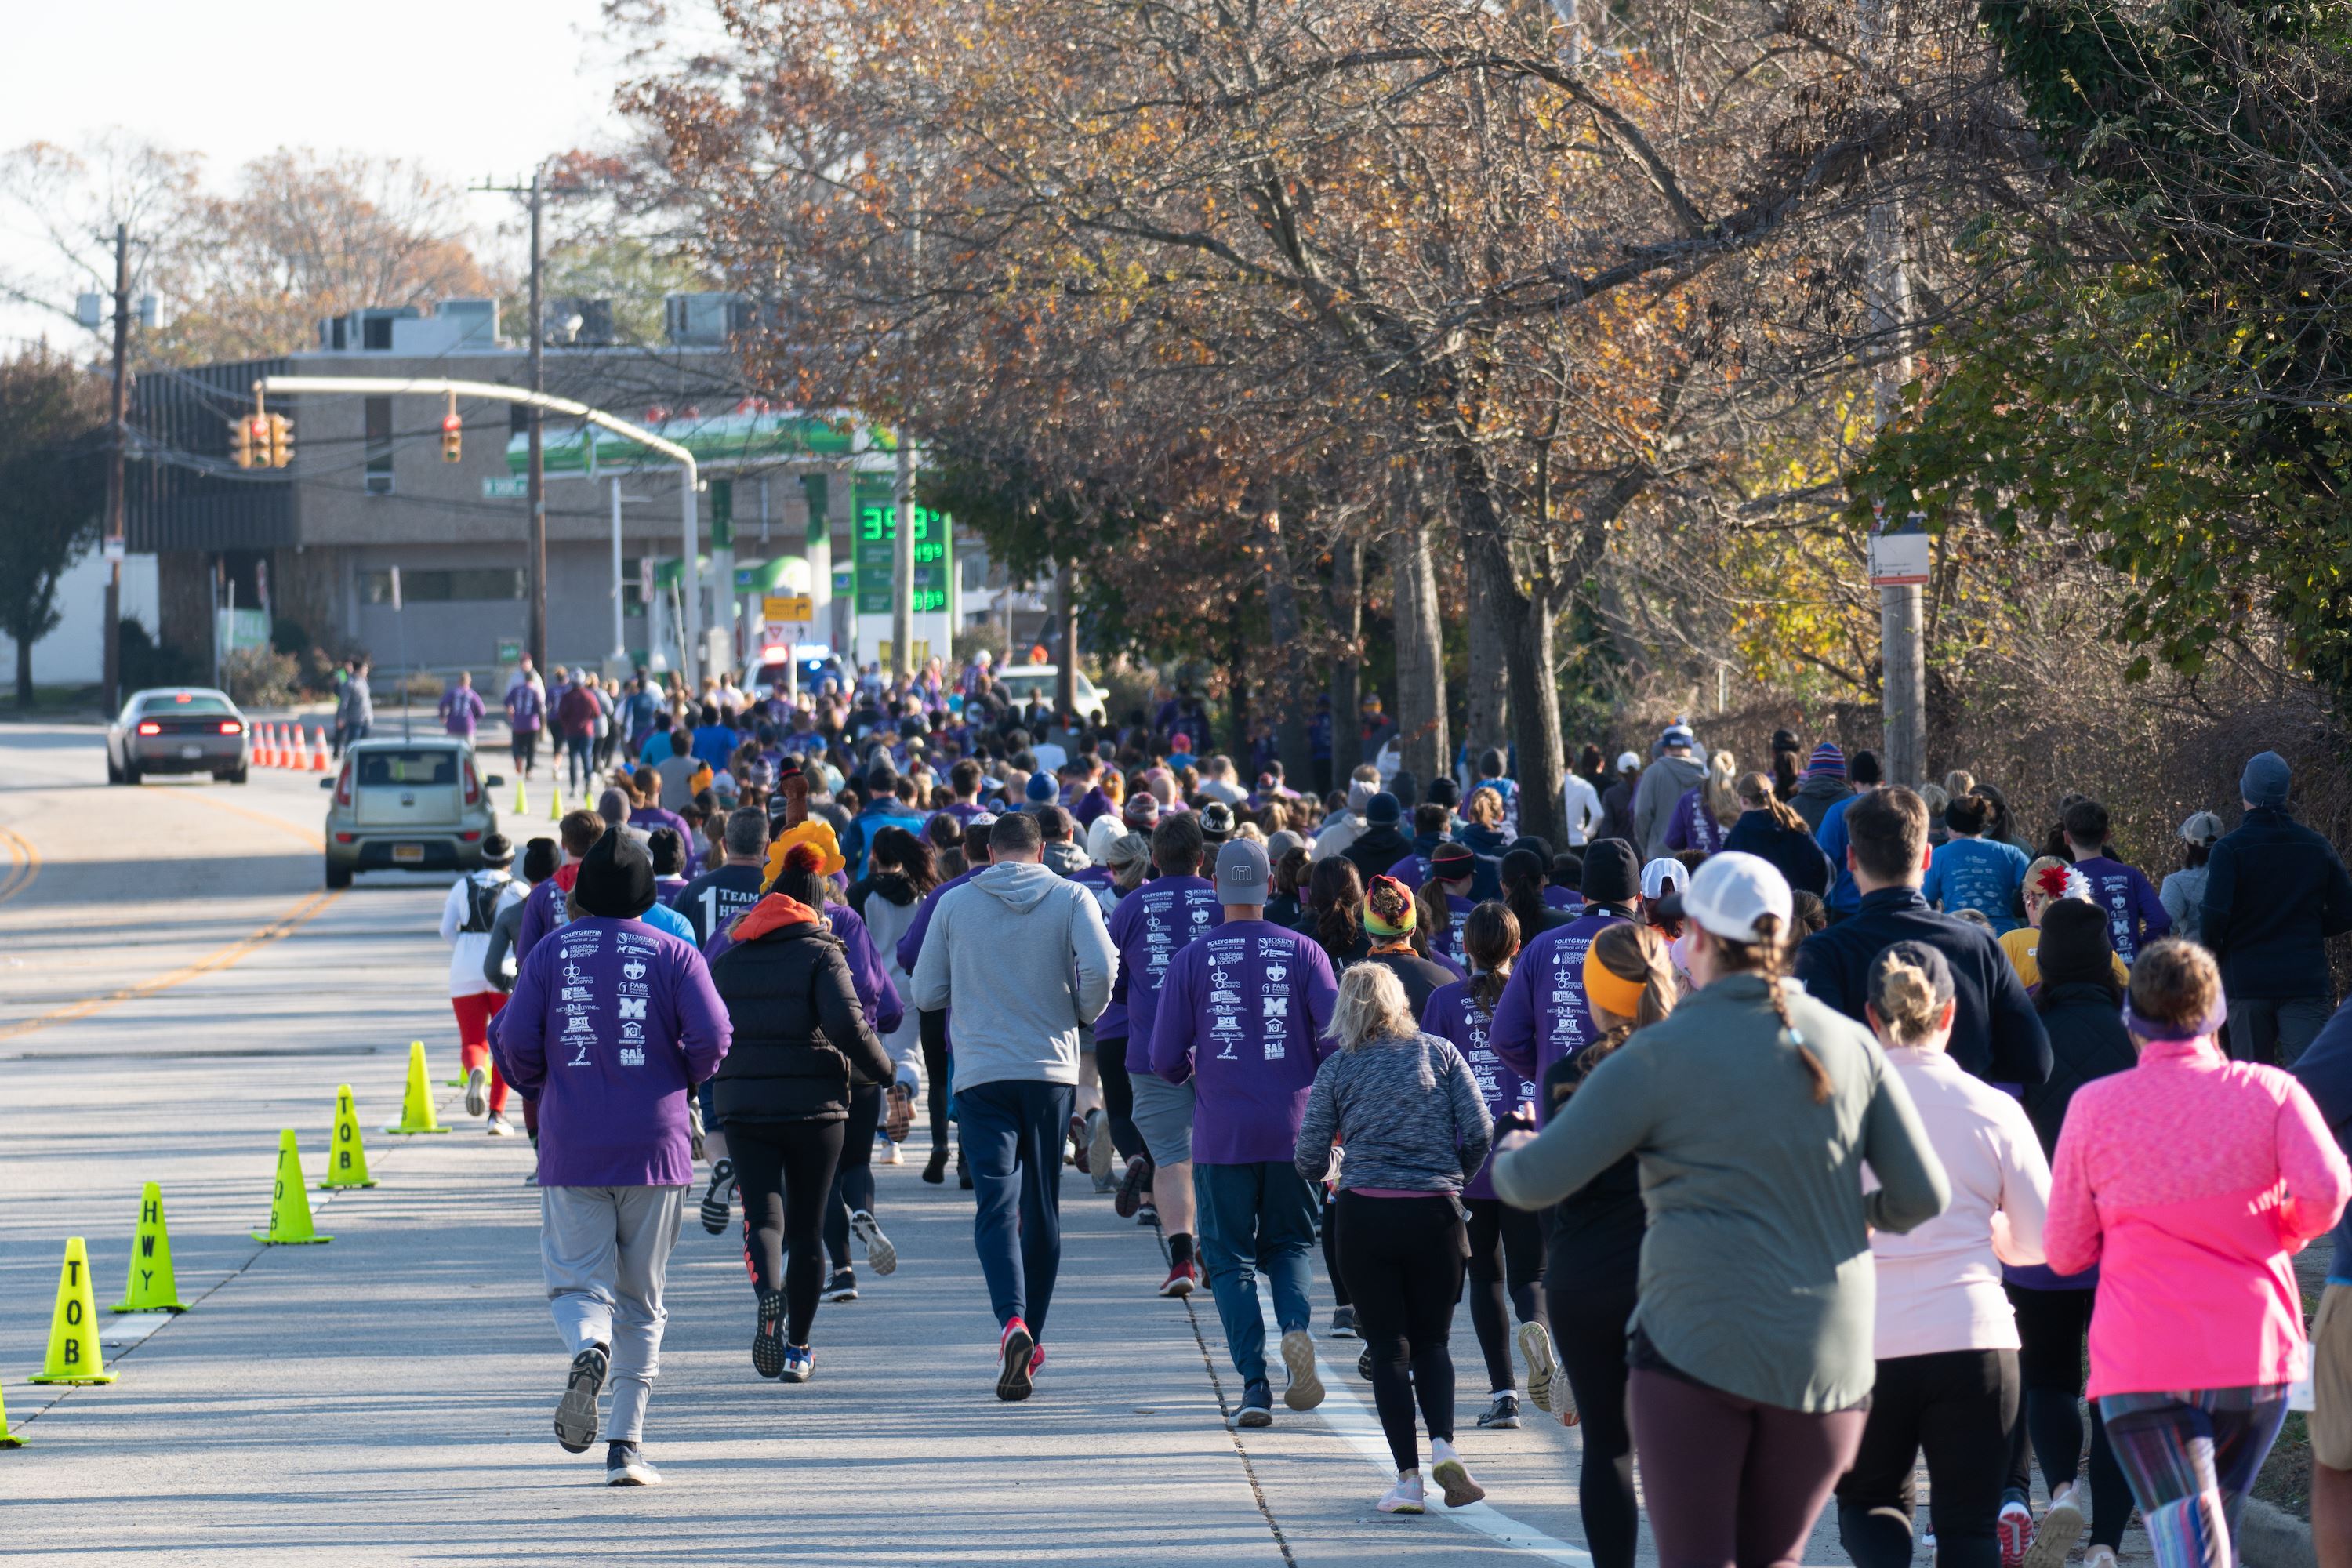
1518, 1320, 1563, 1415
850, 1210, 897, 1276
1029, 1343, 1047, 1378
1356, 1345, 1374, 1380
465, 1065, 489, 1118
752, 1287, 786, 1378
605, 1441, 660, 1486
1113, 1156, 1152, 1219
1135, 1200, 1159, 1226
554, 1345, 608, 1453
699, 1159, 736, 1235
1066, 1114, 1091, 1174
1328, 1305, 1357, 1338
1279, 1329, 1326, 1411
1377, 1472, 1426, 1514
1478, 1392, 1523, 1429
2084, 1548, 2118, 1568
1087, 1110, 1115, 1181
1997, 1500, 2034, 1568
779, 1344, 814, 1384
1159, 1259, 1199, 1298
881, 1142, 903, 1166
1236, 1379, 1273, 1428
996, 1317, 1036, 1402
2024, 1486, 2084, 1568
923, 1147, 949, 1185
822, 1269, 859, 1302
486, 1115, 515, 1137
1428, 1439, 1485, 1508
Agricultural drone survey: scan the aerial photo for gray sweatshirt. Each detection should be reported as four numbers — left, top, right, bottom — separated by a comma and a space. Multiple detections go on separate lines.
1631, 750, 1708, 860
1297, 1031, 1493, 1192
909, 860, 1118, 1091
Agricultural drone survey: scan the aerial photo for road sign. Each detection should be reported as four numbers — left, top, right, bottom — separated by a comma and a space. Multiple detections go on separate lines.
101, 536, 125, 564
1867, 529, 1931, 587
497, 638, 523, 664
763, 594, 814, 626
481, 476, 528, 499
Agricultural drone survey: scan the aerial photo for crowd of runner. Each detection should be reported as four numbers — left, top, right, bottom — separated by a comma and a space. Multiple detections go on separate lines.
428, 652, 2352, 1568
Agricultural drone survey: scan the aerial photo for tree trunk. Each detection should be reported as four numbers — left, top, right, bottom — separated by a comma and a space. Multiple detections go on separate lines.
14, 631, 33, 709
1388, 488, 1449, 787
1454, 444, 1566, 848
1054, 563, 1078, 718
1225, 622, 1250, 759
1464, 563, 1511, 785
1327, 533, 1363, 750
1258, 506, 1316, 789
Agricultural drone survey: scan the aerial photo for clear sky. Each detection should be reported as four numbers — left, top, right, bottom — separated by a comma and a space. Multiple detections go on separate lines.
0, 0, 628, 346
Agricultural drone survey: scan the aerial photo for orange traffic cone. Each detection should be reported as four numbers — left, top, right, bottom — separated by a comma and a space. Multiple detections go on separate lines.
310, 728, 331, 772
271, 724, 289, 768
252, 724, 270, 768
289, 725, 310, 771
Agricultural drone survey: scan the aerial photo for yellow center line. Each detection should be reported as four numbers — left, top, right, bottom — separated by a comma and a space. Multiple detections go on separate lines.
0, 887, 343, 1044
0, 826, 38, 905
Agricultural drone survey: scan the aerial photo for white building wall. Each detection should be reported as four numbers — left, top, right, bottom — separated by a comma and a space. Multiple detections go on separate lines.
0, 551, 160, 686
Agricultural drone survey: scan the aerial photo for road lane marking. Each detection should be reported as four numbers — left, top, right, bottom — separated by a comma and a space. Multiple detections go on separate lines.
0, 825, 40, 904
1254, 1280, 1594, 1563
0, 887, 343, 1043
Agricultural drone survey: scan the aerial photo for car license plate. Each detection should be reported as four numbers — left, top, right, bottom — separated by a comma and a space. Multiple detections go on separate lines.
180, 745, 203, 759
391, 844, 425, 864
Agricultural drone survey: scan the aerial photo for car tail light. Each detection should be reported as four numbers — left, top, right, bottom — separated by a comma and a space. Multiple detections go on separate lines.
136, 721, 161, 735
462, 756, 481, 807
218, 720, 242, 735
335, 761, 354, 808
334, 832, 355, 844
461, 830, 482, 843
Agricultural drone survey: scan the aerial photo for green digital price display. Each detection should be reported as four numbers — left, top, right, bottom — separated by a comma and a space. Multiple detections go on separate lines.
851, 479, 953, 617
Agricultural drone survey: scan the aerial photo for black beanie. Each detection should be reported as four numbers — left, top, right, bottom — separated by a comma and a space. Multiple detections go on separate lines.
574, 826, 657, 919
1579, 839, 1640, 905
2036, 898, 2114, 989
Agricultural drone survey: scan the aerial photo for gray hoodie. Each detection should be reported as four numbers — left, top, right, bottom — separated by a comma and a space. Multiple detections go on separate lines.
1312, 777, 1380, 862
1040, 839, 1091, 879
1632, 750, 1708, 859
910, 860, 1118, 1091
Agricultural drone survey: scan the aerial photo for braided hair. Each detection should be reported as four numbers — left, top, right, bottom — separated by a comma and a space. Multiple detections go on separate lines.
1709, 911, 1831, 1103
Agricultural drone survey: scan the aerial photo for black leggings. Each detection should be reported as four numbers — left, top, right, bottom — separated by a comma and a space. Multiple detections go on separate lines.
1835, 1348, 2020, 1568
1549, 1253, 1639, 1568
920, 1010, 953, 1155
1464, 1197, 1545, 1393
1322, 1185, 1349, 1308
2005, 1285, 2131, 1548
825, 1083, 884, 1269
1094, 1036, 1145, 1165
729, 1120, 847, 1345
1336, 1191, 1463, 1472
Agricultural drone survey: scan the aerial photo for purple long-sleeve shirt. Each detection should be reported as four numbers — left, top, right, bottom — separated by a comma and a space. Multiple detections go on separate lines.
1663, 786, 1728, 855
2069, 854, 2172, 963
1147, 920, 1338, 1165
492, 916, 731, 1186
701, 898, 902, 1036
1485, 909, 1631, 1120
1421, 978, 1536, 1200
1107, 874, 1224, 1073
514, 867, 576, 963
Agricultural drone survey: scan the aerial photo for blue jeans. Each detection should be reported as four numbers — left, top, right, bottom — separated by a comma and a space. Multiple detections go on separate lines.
954, 1079, 1074, 1338
1193, 1160, 1319, 1385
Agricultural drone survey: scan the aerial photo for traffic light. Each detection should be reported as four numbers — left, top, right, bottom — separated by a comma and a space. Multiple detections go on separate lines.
265, 412, 293, 469
227, 416, 254, 470
441, 394, 462, 463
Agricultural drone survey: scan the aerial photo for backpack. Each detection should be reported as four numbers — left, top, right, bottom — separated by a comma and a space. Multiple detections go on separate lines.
460, 873, 508, 935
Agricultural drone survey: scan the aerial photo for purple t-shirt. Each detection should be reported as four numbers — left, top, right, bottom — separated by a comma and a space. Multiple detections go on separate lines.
1664, 785, 1727, 855
1486, 909, 1632, 1121
438, 685, 485, 737
1422, 978, 1536, 1200
1147, 920, 1338, 1165
492, 916, 730, 1186
2070, 854, 2172, 963
1106, 873, 1224, 1069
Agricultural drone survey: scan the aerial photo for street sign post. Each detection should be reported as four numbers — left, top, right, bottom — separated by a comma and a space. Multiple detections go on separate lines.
762, 594, 814, 626
481, 476, 528, 499
1867, 529, 1931, 586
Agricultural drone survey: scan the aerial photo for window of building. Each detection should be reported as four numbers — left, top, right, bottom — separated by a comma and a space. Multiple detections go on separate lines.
509, 403, 531, 437
364, 397, 394, 495
622, 558, 652, 613
362, 315, 394, 350
358, 568, 524, 605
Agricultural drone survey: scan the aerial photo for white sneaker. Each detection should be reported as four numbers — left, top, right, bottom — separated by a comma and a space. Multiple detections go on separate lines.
486, 1115, 515, 1137
465, 1065, 489, 1118
2024, 1486, 2084, 1568
2084, 1548, 2118, 1568
1428, 1438, 1485, 1508
1517, 1320, 1562, 1414
850, 1210, 897, 1276
1377, 1471, 1426, 1514
881, 1142, 903, 1165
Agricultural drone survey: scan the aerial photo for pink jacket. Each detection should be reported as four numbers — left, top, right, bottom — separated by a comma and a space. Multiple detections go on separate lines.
2045, 1035, 2350, 1398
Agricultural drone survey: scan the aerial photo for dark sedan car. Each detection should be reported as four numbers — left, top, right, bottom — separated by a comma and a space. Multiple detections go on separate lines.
107, 688, 250, 785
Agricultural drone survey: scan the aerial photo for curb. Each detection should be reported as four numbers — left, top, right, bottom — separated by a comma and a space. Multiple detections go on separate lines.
2240, 1496, 2315, 1568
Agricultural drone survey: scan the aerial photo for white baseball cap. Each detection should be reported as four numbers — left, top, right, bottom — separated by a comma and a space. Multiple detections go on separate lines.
1615, 750, 1642, 772
1640, 857, 1690, 900
1651, 850, 1793, 944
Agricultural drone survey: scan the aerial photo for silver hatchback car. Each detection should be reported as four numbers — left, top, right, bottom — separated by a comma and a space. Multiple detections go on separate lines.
321, 739, 503, 888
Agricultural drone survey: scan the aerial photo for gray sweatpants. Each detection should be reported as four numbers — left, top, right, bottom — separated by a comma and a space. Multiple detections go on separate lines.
539, 1185, 686, 1444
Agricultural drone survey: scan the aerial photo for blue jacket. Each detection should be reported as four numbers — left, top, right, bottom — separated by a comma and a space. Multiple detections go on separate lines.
1817, 793, 1863, 914
1792, 886, 2051, 1087
1720, 810, 1832, 898
2292, 998, 2352, 1285
2201, 807, 2352, 999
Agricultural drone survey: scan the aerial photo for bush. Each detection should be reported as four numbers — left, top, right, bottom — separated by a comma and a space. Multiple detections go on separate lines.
117, 617, 201, 691
221, 646, 299, 707
391, 670, 445, 702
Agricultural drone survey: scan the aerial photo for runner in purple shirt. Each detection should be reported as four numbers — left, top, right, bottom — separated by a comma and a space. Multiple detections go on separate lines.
2062, 799, 2171, 962
1484, 840, 1641, 1120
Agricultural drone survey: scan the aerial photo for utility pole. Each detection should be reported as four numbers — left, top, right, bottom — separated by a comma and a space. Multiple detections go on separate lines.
100, 223, 129, 715
526, 170, 546, 675
1860, 0, 1924, 787
891, 432, 916, 680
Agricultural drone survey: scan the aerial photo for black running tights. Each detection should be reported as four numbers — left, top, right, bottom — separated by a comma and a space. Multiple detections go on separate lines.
825, 1083, 884, 1269
1464, 1197, 1545, 1393
920, 1008, 953, 1155
1337, 1191, 1463, 1473
730, 1120, 846, 1345
1550, 1261, 1639, 1568
1094, 1037, 1145, 1164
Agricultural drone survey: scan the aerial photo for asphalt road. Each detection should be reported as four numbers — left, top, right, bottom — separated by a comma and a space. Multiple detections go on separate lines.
0, 722, 2074, 1565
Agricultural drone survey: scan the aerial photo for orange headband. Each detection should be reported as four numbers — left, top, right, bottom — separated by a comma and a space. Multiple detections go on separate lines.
1583, 945, 1647, 1021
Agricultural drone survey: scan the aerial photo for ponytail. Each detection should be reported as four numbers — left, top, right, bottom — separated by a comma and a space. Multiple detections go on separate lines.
1707, 910, 1831, 1104
1737, 771, 1807, 836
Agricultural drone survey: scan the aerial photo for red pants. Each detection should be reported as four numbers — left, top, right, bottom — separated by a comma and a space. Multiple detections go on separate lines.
450, 991, 510, 1116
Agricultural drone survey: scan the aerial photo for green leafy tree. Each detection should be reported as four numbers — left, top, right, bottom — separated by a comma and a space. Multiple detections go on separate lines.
0, 349, 109, 706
